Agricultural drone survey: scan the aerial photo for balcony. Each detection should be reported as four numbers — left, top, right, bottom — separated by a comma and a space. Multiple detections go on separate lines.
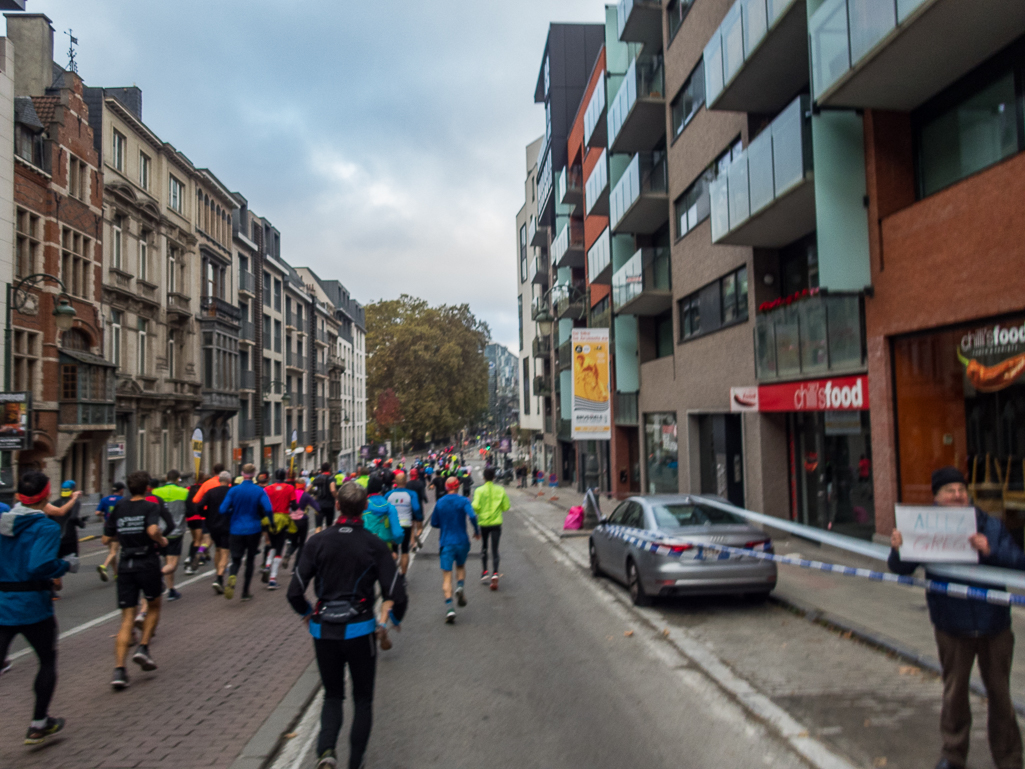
557, 166, 583, 211
530, 254, 549, 287
239, 270, 256, 296
608, 55, 665, 155
587, 228, 612, 285
528, 215, 547, 248
316, 328, 329, 345
329, 352, 345, 371
533, 374, 553, 398
553, 283, 587, 321
537, 147, 554, 219
532, 337, 552, 358
590, 302, 612, 329
552, 218, 585, 269
58, 351, 116, 429
201, 296, 241, 328
240, 319, 255, 343
614, 391, 639, 425
240, 419, 256, 440
107, 267, 133, 293
59, 401, 115, 427
612, 247, 672, 315
585, 149, 609, 217
166, 292, 191, 323
316, 361, 328, 377
754, 292, 865, 381
709, 95, 814, 247
617, 0, 663, 53
584, 76, 607, 148
810, 0, 1025, 109
610, 152, 668, 234
558, 340, 573, 371
285, 310, 296, 330
530, 301, 552, 322
703, 0, 809, 114
202, 390, 240, 413
286, 351, 305, 371
241, 370, 255, 390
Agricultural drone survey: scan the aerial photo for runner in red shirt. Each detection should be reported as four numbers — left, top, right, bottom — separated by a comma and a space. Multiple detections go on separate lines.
261, 469, 295, 589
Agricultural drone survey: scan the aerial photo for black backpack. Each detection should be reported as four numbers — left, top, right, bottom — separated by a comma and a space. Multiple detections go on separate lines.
312, 473, 334, 504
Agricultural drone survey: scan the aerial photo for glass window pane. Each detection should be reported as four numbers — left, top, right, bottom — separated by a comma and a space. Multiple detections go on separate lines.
827, 295, 864, 370
799, 297, 828, 374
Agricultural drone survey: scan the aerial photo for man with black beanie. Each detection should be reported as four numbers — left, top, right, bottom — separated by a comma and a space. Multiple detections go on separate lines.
889, 465, 1025, 769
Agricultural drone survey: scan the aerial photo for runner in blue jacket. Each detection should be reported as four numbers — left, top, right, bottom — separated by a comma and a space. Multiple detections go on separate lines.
431, 476, 480, 623
0, 471, 79, 744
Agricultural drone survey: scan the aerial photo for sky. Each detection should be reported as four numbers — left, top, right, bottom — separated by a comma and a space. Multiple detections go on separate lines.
29, 0, 604, 352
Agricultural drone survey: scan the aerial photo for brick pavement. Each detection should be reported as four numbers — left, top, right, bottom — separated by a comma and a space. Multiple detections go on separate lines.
0, 573, 313, 769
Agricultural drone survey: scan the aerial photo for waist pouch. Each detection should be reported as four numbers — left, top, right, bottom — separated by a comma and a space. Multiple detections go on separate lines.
0, 580, 53, 592
310, 598, 375, 640
120, 545, 153, 558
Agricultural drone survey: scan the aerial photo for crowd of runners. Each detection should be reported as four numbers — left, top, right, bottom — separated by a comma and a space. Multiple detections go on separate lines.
0, 445, 511, 769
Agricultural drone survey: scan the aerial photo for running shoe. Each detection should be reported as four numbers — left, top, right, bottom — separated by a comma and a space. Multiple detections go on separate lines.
133, 612, 146, 629
24, 716, 64, 745
166, 588, 182, 601
267, 580, 279, 590
1, 658, 12, 676
212, 580, 224, 595
240, 593, 253, 602
97, 564, 109, 582
491, 574, 499, 591
224, 574, 237, 600
132, 646, 157, 671
111, 667, 130, 690
315, 749, 338, 768
445, 607, 456, 624
480, 570, 490, 584
183, 564, 195, 575
456, 586, 467, 607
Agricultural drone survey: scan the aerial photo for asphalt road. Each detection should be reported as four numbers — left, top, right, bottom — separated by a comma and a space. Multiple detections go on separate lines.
278, 496, 808, 769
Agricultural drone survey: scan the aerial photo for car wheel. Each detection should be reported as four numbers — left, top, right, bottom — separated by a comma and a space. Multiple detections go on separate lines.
627, 560, 651, 607
589, 541, 601, 577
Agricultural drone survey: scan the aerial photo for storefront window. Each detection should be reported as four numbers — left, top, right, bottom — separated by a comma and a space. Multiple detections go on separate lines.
644, 412, 678, 494
894, 316, 1025, 537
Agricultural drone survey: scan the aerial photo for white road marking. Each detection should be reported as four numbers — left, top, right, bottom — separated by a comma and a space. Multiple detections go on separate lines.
6, 568, 217, 663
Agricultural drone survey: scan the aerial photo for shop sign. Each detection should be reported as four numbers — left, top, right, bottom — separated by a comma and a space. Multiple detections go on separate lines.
729, 387, 759, 412
233, 447, 243, 462
0, 392, 30, 450
107, 440, 126, 460
894, 505, 978, 563
758, 375, 868, 412
571, 328, 611, 441
958, 317, 1025, 392
499, 437, 511, 453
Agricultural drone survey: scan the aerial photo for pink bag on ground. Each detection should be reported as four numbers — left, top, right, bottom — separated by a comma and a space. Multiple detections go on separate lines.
563, 506, 584, 530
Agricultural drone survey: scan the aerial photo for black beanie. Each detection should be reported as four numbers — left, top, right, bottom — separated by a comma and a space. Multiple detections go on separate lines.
931, 466, 967, 496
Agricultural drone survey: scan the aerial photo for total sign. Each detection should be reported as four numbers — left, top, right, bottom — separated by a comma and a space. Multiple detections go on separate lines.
755, 375, 869, 412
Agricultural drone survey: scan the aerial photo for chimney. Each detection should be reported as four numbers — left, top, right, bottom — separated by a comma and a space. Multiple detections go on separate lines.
4, 13, 54, 97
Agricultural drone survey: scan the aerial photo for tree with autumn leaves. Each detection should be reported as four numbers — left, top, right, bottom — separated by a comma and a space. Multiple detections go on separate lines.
366, 295, 490, 445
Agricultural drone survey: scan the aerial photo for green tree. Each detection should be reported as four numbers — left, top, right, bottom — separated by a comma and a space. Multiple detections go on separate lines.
366, 295, 490, 443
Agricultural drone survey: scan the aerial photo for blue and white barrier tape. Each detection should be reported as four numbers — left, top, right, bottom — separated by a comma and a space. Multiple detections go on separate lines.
602, 524, 1025, 608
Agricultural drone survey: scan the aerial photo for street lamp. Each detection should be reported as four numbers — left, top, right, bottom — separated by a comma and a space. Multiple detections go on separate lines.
535, 306, 555, 337
5, 273, 78, 391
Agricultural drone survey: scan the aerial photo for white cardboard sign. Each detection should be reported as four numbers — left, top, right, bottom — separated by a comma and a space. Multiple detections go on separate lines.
894, 505, 978, 563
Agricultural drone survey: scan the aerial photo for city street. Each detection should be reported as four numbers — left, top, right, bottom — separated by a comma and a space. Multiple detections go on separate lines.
1, 488, 1019, 769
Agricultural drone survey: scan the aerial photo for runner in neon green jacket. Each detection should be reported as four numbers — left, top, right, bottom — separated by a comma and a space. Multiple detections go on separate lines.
471, 468, 510, 588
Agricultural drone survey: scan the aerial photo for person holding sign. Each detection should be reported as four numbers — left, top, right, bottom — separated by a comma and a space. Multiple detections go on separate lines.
889, 466, 1025, 769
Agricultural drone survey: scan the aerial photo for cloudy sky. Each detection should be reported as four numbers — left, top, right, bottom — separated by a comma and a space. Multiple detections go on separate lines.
30, 0, 603, 351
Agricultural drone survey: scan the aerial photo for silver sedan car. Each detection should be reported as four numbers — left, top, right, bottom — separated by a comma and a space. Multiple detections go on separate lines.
588, 494, 777, 605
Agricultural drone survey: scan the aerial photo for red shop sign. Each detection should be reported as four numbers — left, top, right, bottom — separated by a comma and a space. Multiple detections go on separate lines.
758, 375, 869, 412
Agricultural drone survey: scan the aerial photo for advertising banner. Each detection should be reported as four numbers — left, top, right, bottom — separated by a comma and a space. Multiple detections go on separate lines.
895, 505, 978, 563
191, 428, 203, 479
571, 328, 611, 441
729, 387, 759, 412
0, 392, 30, 451
958, 317, 1025, 393
758, 375, 868, 412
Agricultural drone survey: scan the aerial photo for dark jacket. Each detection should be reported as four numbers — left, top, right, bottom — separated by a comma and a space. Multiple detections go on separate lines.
0, 505, 71, 626
889, 507, 1025, 637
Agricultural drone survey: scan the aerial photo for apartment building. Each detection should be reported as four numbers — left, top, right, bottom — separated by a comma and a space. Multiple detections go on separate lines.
234, 194, 259, 465
0, 30, 14, 491
257, 219, 287, 471
7, 14, 114, 492
485, 343, 519, 434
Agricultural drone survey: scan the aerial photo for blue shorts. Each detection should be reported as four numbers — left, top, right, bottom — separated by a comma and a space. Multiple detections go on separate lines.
439, 543, 470, 572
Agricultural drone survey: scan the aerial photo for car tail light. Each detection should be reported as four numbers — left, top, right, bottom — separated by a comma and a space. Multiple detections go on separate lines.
667, 544, 693, 555
744, 540, 769, 550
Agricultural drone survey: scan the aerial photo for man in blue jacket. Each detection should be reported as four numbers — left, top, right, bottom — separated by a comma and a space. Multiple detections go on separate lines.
889, 466, 1025, 769
0, 471, 79, 744
219, 463, 273, 601
431, 476, 479, 623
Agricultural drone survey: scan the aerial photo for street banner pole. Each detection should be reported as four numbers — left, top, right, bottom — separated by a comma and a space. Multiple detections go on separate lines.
290, 429, 298, 477
191, 428, 203, 480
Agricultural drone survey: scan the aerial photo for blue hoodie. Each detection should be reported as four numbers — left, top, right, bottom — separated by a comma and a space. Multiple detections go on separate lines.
0, 503, 71, 626
362, 495, 403, 545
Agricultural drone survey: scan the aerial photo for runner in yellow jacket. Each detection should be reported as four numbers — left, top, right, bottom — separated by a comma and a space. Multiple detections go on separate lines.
471, 467, 510, 590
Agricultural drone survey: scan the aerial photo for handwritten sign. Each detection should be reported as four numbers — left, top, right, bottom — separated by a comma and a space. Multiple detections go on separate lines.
895, 505, 978, 563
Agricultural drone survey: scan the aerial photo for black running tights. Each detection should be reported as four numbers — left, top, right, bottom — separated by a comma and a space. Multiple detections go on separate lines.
0, 616, 58, 720
228, 533, 262, 594
481, 525, 502, 573
314, 635, 377, 768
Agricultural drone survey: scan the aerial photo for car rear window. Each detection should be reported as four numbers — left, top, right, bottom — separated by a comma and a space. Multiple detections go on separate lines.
651, 504, 747, 527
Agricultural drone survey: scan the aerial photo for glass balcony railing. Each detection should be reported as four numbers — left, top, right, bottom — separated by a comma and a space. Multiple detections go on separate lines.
528, 214, 547, 247
587, 228, 611, 284
754, 293, 865, 381
585, 149, 609, 216
240, 319, 255, 342
709, 95, 811, 244
608, 55, 665, 153
810, 0, 929, 101
610, 152, 668, 234
590, 302, 612, 330
614, 391, 639, 426
239, 270, 255, 295
537, 147, 554, 215
558, 340, 573, 370
557, 166, 583, 208
530, 254, 549, 286
532, 337, 551, 358
552, 282, 587, 320
583, 76, 607, 148
533, 374, 553, 398
612, 247, 671, 315
617, 0, 664, 51
552, 218, 585, 268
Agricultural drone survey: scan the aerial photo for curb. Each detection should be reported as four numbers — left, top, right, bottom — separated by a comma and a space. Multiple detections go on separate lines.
228, 659, 321, 769
769, 592, 1025, 716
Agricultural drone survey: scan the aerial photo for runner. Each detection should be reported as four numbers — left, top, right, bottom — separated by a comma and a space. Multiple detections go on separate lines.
354, 465, 370, 488
152, 471, 189, 601
0, 471, 78, 743
430, 476, 480, 623
363, 476, 403, 555
430, 466, 447, 503
287, 481, 407, 769
311, 462, 337, 533
385, 471, 421, 575
219, 463, 272, 601
183, 472, 208, 574
52, 480, 85, 560
95, 481, 125, 582
201, 472, 233, 593
459, 466, 473, 498
262, 469, 298, 590
472, 466, 510, 590
282, 479, 320, 572
103, 470, 170, 690
406, 468, 429, 552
